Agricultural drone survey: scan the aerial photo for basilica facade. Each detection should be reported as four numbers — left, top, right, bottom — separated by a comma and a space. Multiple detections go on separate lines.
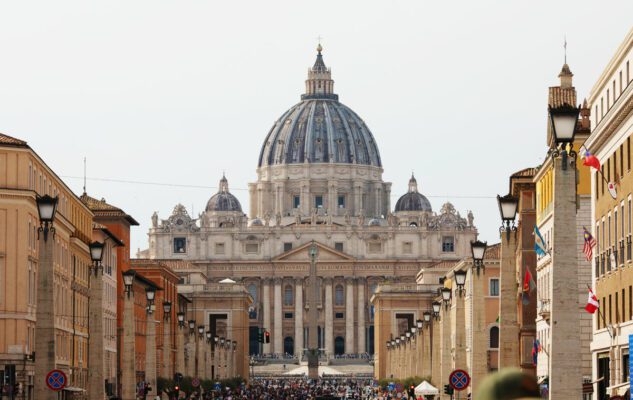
144, 45, 477, 357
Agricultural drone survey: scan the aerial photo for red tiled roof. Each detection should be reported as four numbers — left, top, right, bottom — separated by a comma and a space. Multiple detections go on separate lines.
0, 133, 28, 147
484, 243, 501, 260
80, 193, 139, 225
548, 86, 577, 108
511, 167, 538, 179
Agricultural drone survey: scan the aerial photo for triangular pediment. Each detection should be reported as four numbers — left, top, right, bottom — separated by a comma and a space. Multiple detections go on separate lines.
274, 241, 355, 261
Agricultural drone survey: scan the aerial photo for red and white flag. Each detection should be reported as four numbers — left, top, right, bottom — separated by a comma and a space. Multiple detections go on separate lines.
585, 288, 599, 314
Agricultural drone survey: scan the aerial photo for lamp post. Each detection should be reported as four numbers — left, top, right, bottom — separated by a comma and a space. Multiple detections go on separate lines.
162, 301, 172, 379
121, 270, 137, 400
34, 195, 58, 400
441, 287, 452, 309
88, 241, 106, 400
470, 240, 487, 276
145, 287, 158, 398
213, 336, 219, 380
454, 269, 467, 297
547, 103, 582, 400
196, 326, 204, 379
176, 311, 186, 378
432, 301, 441, 320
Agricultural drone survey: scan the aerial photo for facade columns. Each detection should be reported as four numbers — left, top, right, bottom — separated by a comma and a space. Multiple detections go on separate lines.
345, 278, 355, 354
452, 283, 467, 371
121, 292, 136, 400
422, 325, 431, 378
34, 235, 55, 400
88, 272, 105, 400
357, 278, 366, 354
499, 232, 519, 368
440, 302, 452, 400
273, 278, 283, 354
145, 317, 158, 398
294, 278, 304, 356
324, 278, 334, 357
162, 317, 171, 379
262, 279, 271, 354
176, 326, 186, 376
186, 333, 195, 378
549, 157, 582, 399
471, 268, 488, 396
431, 318, 440, 390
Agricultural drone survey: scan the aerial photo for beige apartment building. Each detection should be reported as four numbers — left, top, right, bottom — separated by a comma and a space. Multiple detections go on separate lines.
586, 27, 633, 400
0, 133, 93, 398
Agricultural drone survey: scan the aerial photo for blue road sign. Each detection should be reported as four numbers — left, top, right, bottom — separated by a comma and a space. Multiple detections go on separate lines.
449, 369, 470, 391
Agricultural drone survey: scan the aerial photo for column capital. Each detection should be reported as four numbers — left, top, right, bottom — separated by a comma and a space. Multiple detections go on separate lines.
273, 277, 283, 285
295, 277, 305, 285
262, 277, 273, 284
345, 277, 356, 284
323, 277, 334, 285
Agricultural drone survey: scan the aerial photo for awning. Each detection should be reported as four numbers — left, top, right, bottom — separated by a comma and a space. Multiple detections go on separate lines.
607, 381, 630, 397
414, 381, 439, 395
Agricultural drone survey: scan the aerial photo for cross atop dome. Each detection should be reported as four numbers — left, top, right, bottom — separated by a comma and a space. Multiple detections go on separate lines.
408, 173, 419, 193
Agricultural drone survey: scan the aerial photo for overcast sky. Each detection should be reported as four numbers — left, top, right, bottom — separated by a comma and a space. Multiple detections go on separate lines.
1, 1, 631, 253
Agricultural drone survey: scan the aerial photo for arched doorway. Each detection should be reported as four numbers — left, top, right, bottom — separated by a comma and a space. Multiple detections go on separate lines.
284, 336, 294, 355
334, 336, 345, 355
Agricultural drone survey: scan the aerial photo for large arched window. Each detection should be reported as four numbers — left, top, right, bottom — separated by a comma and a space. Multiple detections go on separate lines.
489, 326, 499, 349
284, 285, 293, 306
335, 284, 344, 305
248, 284, 257, 302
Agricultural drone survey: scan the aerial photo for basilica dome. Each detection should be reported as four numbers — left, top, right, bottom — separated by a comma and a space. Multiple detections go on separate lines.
206, 175, 242, 213
257, 46, 382, 168
394, 175, 432, 212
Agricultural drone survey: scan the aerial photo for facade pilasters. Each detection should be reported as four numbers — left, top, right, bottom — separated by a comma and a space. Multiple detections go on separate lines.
440, 302, 452, 400
294, 278, 304, 356
345, 278, 355, 354
88, 273, 105, 400
121, 293, 136, 400
145, 317, 158, 398
34, 237, 55, 400
324, 278, 334, 356
470, 268, 487, 396
262, 279, 271, 354
357, 278, 366, 354
499, 232, 519, 368
273, 278, 283, 354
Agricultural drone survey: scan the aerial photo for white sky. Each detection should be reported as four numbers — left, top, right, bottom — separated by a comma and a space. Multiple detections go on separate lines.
1, 1, 631, 253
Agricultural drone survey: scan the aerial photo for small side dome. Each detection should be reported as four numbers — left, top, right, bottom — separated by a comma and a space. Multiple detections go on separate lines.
394, 174, 432, 212
249, 218, 264, 227
206, 174, 243, 212
368, 218, 381, 227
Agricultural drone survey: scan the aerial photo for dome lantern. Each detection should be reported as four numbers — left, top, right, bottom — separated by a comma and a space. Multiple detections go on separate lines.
205, 175, 242, 213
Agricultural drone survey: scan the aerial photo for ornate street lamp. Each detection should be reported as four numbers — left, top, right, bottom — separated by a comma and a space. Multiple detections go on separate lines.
146, 287, 156, 304
122, 270, 135, 297
232, 341, 237, 352
177, 312, 185, 328
390, 339, 396, 348
206, 331, 212, 343
423, 311, 431, 326
395, 337, 400, 347
549, 104, 580, 169
89, 241, 105, 275
36, 194, 58, 242
454, 269, 467, 297
386, 341, 391, 350
399, 334, 405, 344
220, 337, 226, 348
497, 193, 519, 240
197, 325, 205, 339
188, 320, 196, 335
405, 332, 411, 342
470, 240, 487, 276
416, 319, 423, 331
441, 287, 452, 309
432, 301, 441, 319
163, 301, 172, 320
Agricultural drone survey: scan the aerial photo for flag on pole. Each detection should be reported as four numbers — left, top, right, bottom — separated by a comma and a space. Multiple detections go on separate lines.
585, 288, 599, 314
531, 339, 539, 366
582, 227, 597, 261
534, 225, 548, 256
582, 150, 601, 171
522, 269, 536, 305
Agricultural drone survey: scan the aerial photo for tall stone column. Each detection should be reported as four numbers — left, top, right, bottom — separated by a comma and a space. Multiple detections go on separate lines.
499, 231, 519, 369
146, 316, 158, 398
88, 272, 105, 400
471, 268, 487, 395
357, 278, 366, 354
345, 278, 355, 354
549, 156, 582, 400
431, 318, 440, 389
324, 278, 334, 357
452, 283, 467, 371
440, 302, 452, 400
34, 235, 55, 400
162, 317, 171, 379
422, 325, 431, 378
262, 279, 271, 354
186, 333, 196, 378
294, 278, 304, 356
121, 292, 136, 400
273, 278, 283, 354
176, 326, 186, 375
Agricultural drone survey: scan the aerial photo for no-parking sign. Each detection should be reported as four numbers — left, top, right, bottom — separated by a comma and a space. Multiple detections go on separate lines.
449, 369, 470, 391
45, 370, 67, 392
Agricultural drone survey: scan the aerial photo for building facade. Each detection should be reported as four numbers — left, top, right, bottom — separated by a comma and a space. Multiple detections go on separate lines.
586, 27, 633, 400
0, 133, 93, 398
144, 46, 478, 358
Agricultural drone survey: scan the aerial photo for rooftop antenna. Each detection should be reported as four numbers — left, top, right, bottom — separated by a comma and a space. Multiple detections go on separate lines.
83, 156, 87, 194
564, 34, 567, 64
